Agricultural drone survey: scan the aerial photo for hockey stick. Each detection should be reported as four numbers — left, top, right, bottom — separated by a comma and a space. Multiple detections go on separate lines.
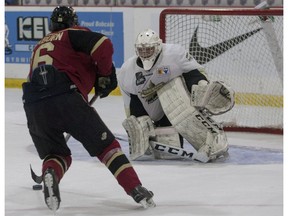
149, 141, 210, 163
114, 134, 210, 163
30, 164, 43, 184
30, 93, 99, 184
65, 93, 99, 142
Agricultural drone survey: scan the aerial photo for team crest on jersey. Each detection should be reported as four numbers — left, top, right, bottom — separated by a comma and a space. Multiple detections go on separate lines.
157, 67, 170, 76
135, 72, 146, 86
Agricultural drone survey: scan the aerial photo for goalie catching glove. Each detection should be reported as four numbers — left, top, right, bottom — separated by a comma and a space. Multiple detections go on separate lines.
95, 64, 117, 98
191, 80, 235, 115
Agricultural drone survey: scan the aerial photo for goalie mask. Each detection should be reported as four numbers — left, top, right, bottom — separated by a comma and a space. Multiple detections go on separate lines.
49, 6, 78, 32
135, 29, 163, 70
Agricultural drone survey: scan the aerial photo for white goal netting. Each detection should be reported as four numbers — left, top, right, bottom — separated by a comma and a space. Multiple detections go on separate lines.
160, 8, 283, 133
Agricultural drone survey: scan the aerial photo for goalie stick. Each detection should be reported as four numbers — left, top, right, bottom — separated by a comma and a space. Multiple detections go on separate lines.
150, 141, 210, 163
30, 93, 99, 184
114, 134, 210, 163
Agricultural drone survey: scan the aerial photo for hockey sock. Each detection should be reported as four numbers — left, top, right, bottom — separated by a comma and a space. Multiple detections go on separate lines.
98, 140, 142, 194
42, 155, 72, 183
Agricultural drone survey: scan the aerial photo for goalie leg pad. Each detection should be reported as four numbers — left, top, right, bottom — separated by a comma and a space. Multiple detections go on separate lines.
122, 115, 155, 160
152, 127, 181, 159
157, 77, 228, 159
198, 132, 228, 160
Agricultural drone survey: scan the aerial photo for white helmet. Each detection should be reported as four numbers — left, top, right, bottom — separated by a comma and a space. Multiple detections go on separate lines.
135, 29, 163, 70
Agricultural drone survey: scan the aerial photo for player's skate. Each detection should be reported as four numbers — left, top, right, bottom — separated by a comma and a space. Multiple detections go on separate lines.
43, 168, 61, 211
130, 185, 156, 208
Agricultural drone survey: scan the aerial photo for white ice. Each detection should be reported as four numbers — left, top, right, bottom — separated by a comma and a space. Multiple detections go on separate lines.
5, 88, 283, 216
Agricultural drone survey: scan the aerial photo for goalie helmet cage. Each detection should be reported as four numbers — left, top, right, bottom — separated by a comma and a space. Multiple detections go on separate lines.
159, 8, 283, 134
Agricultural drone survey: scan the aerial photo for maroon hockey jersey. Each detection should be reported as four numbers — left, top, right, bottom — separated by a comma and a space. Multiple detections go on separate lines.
29, 26, 114, 101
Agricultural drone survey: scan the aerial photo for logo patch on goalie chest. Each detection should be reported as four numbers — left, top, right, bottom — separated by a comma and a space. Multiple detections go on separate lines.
135, 72, 146, 86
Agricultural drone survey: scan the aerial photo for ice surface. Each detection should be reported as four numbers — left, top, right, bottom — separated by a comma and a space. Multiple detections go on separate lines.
5, 88, 283, 216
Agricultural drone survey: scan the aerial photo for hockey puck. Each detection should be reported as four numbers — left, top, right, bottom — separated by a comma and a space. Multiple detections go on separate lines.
32, 184, 43, 190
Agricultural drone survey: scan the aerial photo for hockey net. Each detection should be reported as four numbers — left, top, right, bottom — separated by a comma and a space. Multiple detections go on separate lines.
159, 8, 283, 134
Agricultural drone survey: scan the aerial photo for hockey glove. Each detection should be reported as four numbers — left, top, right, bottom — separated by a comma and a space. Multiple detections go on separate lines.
95, 64, 117, 98
191, 80, 235, 115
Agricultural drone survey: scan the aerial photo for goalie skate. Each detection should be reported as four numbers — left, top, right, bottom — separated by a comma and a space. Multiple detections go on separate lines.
130, 185, 156, 208
43, 168, 60, 211
210, 149, 230, 162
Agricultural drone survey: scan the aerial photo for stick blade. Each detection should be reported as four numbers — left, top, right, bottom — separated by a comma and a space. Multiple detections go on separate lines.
30, 164, 43, 184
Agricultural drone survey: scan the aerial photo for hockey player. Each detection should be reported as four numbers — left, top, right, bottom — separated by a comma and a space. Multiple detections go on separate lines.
117, 29, 234, 162
22, 6, 155, 211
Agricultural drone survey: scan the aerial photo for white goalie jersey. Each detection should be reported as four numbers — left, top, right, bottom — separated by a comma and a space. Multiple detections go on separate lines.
117, 43, 204, 121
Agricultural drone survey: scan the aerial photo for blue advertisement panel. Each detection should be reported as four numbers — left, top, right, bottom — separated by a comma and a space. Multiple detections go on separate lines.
5, 11, 124, 67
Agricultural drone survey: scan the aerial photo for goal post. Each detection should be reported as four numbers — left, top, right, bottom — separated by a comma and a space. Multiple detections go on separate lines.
159, 8, 283, 134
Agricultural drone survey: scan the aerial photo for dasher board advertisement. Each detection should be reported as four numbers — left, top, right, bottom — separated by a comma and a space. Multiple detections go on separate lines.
5, 11, 124, 68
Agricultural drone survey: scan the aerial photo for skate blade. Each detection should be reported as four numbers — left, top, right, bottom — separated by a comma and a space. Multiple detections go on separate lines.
139, 198, 156, 209
44, 173, 59, 212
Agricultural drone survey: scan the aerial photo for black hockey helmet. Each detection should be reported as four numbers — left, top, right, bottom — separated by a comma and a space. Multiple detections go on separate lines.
49, 6, 78, 32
